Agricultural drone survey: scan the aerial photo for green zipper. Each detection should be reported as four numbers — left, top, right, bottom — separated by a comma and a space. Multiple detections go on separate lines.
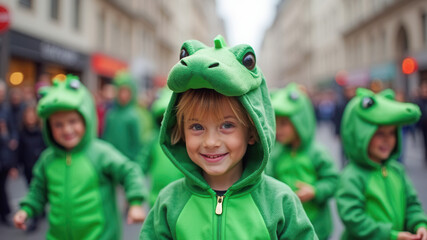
381, 165, 397, 223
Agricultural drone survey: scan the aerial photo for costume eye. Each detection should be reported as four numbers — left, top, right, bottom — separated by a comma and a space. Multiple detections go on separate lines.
180, 48, 189, 60
242, 52, 256, 70
361, 97, 375, 109
289, 91, 299, 101
69, 80, 80, 90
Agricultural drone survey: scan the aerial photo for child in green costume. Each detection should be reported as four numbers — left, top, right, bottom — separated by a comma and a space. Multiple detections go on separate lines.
141, 87, 183, 207
140, 36, 317, 239
102, 71, 144, 163
266, 83, 339, 240
13, 75, 147, 240
336, 88, 427, 240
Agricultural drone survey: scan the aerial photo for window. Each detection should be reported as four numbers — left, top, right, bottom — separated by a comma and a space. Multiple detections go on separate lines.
19, 0, 33, 9
50, 0, 60, 21
73, 0, 81, 30
422, 13, 427, 47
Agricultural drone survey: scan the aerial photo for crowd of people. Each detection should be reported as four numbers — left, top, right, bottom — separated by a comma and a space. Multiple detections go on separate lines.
0, 35, 426, 239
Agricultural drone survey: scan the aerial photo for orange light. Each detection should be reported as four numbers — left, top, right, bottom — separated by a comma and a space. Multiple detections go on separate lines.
402, 57, 418, 75
10, 72, 24, 85
53, 74, 67, 81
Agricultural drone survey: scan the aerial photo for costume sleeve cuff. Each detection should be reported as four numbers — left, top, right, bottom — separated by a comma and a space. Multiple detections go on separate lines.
21, 206, 34, 218
415, 223, 427, 232
129, 200, 143, 206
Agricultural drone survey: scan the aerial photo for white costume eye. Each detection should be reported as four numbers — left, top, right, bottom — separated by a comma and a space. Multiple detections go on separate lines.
361, 97, 374, 108
69, 80, 80, 89
289, 91, 299, 101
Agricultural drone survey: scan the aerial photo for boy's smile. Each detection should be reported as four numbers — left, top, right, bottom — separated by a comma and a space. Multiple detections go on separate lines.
49, 110, 85, 150
184, 104, 255, 189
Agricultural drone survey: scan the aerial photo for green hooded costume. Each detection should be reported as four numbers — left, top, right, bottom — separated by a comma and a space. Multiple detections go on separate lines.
140, 36, 317, 239
142, 87, 183, 206
266, 83, 338, 240
336, 88, 427, 240
20, 75, 146, 240
102, 71, 144, 162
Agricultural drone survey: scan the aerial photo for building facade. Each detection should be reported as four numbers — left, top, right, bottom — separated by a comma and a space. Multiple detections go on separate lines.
0, 0, 225, 94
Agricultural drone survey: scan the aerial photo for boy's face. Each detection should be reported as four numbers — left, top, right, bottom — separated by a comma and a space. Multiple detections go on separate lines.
368, 125, 397, 163
117, 87, 132, 106
184, 103, 255, 187
49, 110, 85, 150
275, 116, 298, 145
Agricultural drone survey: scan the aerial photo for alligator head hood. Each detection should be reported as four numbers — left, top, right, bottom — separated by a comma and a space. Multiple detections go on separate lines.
160, 35, 275, 192
151, 87, 173, 124
341, 88, 420, 168
270, 83, 316, 149
37, 75, 96, 153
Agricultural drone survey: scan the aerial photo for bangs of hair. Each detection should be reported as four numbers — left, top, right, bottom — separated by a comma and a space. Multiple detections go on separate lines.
171, 89, 257, 145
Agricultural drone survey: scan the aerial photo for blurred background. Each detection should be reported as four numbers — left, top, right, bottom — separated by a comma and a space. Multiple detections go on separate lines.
0, 0, 427, 239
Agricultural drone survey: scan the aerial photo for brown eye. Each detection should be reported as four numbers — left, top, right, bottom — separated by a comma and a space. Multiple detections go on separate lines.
180, 48, 189, 59
242, 53, 256, 70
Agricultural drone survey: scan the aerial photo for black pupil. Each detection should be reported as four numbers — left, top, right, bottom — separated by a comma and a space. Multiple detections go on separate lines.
362, 98, 374, 108
180, 49, 189, 59
243, 53, 255, 70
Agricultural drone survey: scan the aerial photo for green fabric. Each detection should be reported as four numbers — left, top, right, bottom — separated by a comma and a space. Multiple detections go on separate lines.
102, 71, 144, 162
267, 83, 338, 240
337, 88, 427, 239
140, 35, 317, 239
20, 75, 146, 240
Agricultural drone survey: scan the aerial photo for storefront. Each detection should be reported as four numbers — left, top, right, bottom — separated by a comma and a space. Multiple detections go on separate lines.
91, 52, 128, 89
7, 30, 89, 88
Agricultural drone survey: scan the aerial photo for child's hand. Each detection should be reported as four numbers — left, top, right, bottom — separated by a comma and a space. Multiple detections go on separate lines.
397, 231, 420, 240
295, 182, 315, 202
417, 227, 427, 240
13, 210, 28, 230
126, 205, 146, 224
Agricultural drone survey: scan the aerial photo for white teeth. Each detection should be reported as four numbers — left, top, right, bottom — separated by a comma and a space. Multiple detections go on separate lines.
204, 154, 223, 158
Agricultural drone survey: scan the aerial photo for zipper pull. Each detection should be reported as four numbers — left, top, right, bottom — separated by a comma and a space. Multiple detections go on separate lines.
66, 153, 72, 166
381, 166, 387, 177
215, 196, 224, 215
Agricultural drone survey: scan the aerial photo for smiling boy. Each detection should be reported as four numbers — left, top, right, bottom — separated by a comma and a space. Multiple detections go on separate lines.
140, 36, 317, 239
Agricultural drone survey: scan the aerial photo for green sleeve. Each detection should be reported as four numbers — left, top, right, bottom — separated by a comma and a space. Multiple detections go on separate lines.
128, 111, 144, 161
402, 171, 427, 232
336, 167, 393, 239
311, 144, 339, 204
19, 152, 49, 218
140, 180, 191, 239
101, 144, 147, 204
252, 176, 318, 240
278, 189, 319, 240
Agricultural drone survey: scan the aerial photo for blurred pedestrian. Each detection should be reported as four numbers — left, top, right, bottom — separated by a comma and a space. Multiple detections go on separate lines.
102, 71, 144, 163
336, 88, 427, 239
16, 103, 46, 231
0, 81, 19, 226
13, 75, 147, 239
96, 83, 115, 137
266, 83, 339, 240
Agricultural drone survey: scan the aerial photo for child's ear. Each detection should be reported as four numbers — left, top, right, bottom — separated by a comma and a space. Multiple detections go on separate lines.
248, 134, 256, 145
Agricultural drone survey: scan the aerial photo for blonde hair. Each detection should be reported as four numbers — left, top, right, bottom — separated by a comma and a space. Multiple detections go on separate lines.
171, 89, 258, 145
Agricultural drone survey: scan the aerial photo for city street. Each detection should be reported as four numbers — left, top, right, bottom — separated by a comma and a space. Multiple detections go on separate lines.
1, 122, 427, 240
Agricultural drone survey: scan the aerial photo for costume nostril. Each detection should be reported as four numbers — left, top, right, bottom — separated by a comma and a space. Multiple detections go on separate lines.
180, 60, 187, 66
208, 63, 219, 68
406, 108, 412, 113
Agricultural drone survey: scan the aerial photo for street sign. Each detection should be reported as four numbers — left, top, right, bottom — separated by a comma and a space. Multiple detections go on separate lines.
0, 5, 10, 33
